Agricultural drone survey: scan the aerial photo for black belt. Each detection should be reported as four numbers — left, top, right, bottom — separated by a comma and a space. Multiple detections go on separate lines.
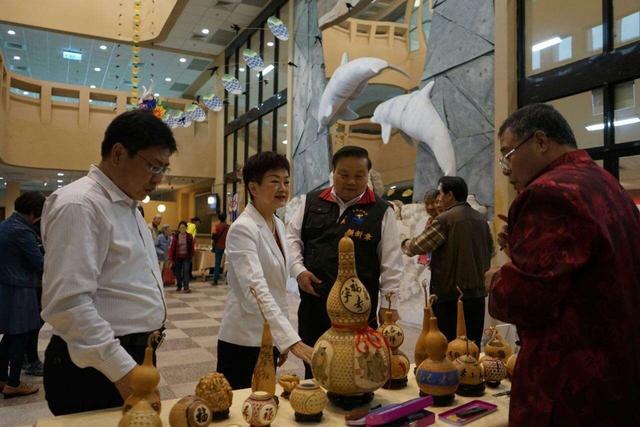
117, 327, 165, 348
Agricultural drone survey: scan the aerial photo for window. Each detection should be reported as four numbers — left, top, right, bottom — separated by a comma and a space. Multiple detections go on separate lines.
547, 91, 603, 150
614, 0, 640, 47
613, 79, 640, 144
619, 154, 640, 192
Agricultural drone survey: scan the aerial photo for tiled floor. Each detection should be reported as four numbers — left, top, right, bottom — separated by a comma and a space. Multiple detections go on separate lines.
0, 279, 421, 427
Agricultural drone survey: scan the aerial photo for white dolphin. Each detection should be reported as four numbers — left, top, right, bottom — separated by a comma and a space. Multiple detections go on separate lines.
370, 81, 456, 176
317, 53, 408, 132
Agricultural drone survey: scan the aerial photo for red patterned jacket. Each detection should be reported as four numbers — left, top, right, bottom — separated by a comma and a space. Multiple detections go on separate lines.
489, 150, 640, 426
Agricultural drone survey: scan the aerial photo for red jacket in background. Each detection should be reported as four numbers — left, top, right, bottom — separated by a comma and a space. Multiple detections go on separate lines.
489, 150, 640, 426
168, 232, 195, 261
212, 222, 229, 250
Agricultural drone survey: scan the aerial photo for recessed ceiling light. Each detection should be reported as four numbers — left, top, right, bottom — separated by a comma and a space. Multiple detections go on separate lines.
94, 67, 101, 72
281, 139, 288, 145
283, 123, 288, 127
201, 28, 210, 35
22, 91, 29, 95
154, 93, 160, 97
179, 57, 187, 63
57, 179, 63, 183
58, 185, 62, 188
267, 41, 275, 47
13, 55, 21, 60
261, 64, 275, 76
44, 182, 48, 186
57, 173, 64, 176
89, 99, 93, 103
99, 45, 108, 50
165, 77, 172, 82
7, 30, 16, 35
90, 85, 96, 88
239, 67, 245, 72
0, 177, 4, 180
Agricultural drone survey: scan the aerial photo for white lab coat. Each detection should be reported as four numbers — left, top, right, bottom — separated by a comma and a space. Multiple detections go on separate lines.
218, 203, 300, 352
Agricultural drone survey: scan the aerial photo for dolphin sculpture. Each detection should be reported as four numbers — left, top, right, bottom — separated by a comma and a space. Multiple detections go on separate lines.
317, 53, 408, 132
370, 81, 456, 176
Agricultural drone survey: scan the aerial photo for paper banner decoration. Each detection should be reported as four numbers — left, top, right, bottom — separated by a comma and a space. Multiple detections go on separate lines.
185, 104, 206, 122
222, 74, 243, 95
242, 49, 265, 71
202, 94, 223, 112
267, 16, 289, 41
170, 111, 191, 128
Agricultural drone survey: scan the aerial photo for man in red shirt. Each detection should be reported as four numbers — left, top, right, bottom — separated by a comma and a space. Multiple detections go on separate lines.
487, 103, 640, 426
211, 212, 230, 286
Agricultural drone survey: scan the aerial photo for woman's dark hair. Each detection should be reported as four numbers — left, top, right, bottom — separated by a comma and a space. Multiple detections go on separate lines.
101, 109, 178, 159
218, 212, 227, 222
243, 151, 290, 200
178, 221, 188, 229
332, 146, 372, 170
15, 191, 46, 217
498, 103, 577, 148
190, 216, 201, 223
438, 176, 468, 202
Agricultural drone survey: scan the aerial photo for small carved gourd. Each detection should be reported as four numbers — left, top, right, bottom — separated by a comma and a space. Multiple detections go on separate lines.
414, 282, 437, 369
119, 400, 162, 427
378, 294, 410, 389
249, 288, 276, 396
195, 372, 233, 419
483, 327, 513, 363
122, 332, 162, 415
169, 395, 212, 427
446, 287, 480, 361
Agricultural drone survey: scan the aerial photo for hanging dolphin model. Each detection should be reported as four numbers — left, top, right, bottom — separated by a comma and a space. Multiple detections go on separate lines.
370, 81, 456, 176
317, 53, 408, 132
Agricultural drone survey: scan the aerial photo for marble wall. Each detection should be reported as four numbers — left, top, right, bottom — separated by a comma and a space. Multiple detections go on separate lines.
413, 0, 495, 215
291, 0, 332, 196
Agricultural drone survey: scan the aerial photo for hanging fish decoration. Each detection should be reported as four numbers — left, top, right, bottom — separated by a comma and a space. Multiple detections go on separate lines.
267, 16, 289, 41
202, 94, 223, 112
242, 48, 266, 72
222, 74, 243, 95
185, 104, 207, 122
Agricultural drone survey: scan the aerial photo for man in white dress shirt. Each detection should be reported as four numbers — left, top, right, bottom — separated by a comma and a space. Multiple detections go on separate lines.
41, 110, 176, 415
286, 146, 404, 379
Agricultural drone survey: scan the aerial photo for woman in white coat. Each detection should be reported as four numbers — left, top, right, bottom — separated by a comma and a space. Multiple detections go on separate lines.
217, 152, 313, 389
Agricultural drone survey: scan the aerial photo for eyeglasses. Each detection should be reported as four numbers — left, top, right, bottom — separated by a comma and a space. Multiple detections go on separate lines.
499, 130, 538, 172
137, 152, 170, 176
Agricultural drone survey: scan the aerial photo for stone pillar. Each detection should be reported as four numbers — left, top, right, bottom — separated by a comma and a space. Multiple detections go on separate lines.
291, 0, 331, 196
414, 0, 496, 216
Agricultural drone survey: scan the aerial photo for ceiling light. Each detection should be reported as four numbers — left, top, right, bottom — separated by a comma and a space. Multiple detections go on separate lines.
57, 173, 64, 176
531, 37, 562, 52
154, 93, 159, 97
99, 45, 108, 50
267, 41, 275, 47
414, 0, 421, 7
90, 85, 96, 88
0, 177, 3, 180
201, 28, 210, 35
22, 91, 29, 95
94, 67, 101, 72
261, 64, 275, 76
179, 57, 187, 63
390, 185, 397, 189
63, 50, 83, 61
165, 77, 172, 82
142, 195, 150, 204
44, 182, 48, 187
281, 139, 288, 145
13, 55, 21, 60
239, 67, 245, 72
157, 204, 167, 213
283, 123, 288, 127
58, 185, 62, 188
586, 116, 640, 131
207, 196, 215, 205
89, 99, 93, 103
7, 30, 16, 35
57, 179, 63, 183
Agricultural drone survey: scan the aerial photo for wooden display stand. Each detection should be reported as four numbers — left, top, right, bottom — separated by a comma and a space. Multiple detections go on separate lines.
35, 367, 509, 426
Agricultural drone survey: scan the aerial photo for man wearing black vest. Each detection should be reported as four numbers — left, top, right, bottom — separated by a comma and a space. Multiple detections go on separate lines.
402, 176, 494, 348
287, 146, 403, 379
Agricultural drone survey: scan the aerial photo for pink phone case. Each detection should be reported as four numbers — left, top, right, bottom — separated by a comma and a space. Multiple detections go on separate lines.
365, 396, 434, 426
438, 400, 498, 425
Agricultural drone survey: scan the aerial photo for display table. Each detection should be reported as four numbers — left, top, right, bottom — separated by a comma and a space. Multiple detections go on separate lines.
35, 368, 510, 426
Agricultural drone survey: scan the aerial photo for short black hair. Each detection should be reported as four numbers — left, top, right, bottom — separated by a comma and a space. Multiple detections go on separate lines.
101, 109, 178, 159
498, 103, 577, 148
438, 176, 468, 202
243, 151, 290, 200
190, 217, 200, 223
332, 146, 372, 170
423, 189, 438, 202
15, 191, 46, 217
178, 220, 188, 229
218, 212, 227, 222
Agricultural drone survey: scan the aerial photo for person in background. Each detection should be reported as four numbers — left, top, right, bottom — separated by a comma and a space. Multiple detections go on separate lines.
186, 216, 200, 240
41, 110, 175, 415
286, 146, 403, 379
148, 215, 162, 241
402, 176, 493, 348
168, 221, 195, 293
217, 152, 312, 389
22, 217, 45, 377
0, 192, 46, 398
155, 224, 171, 271
486, 103, 640, 426
417, 189, 439, 267
211, 212, 229, 286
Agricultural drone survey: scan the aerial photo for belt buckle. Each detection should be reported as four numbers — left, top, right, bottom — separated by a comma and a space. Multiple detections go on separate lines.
148, 328, 166, 351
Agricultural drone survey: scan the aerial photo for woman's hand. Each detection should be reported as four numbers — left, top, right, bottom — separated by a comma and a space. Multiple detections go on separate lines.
289, 341, 313, 365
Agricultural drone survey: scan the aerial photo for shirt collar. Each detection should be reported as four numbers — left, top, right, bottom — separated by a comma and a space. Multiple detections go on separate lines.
88, 165, 137, 208
527, 150, 591, 188
319, 187, 376, 206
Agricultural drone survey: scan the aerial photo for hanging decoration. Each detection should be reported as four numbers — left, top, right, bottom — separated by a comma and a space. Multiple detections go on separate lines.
202, 94, 223, 112
130, 0, 142, 106
222, 74, 243, 95
267, 16, 289, 41
185, 104, 207, 122
242, 49, 265, 71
